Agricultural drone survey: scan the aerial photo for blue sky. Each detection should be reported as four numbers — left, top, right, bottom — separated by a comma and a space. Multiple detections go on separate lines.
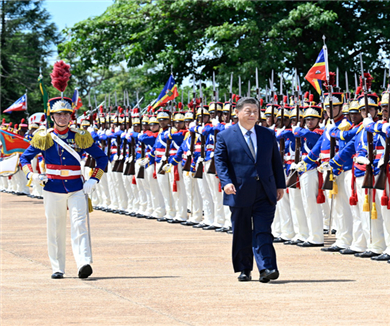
44, 0, 113, 63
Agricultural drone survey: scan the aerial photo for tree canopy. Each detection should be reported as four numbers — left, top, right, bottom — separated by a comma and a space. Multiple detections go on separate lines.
59, 0, 390, 103
1, 0, 62, 122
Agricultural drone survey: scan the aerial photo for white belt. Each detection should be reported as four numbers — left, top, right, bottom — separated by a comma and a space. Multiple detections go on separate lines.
46, 168, 82, 176
320, 153, 330, 159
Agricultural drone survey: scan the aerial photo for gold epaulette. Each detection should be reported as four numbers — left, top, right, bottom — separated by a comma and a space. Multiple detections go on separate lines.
357, 125, 364, 134
70, 127, 94, 149
30, 127, 54, 151
338, 120, 352, 132
184, 131, 190, 140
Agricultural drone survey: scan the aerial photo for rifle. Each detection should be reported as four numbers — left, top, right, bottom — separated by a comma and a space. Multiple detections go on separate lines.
361, 53, 374, 189
270, 70, 275, 125
124, 137, 136, 176
322, 86, 336, 190
207, 71, 218, 174
183, 76, 197, 172
85, 92, 93, 167
286, 69, 301, 188
227, 73, 233, 122
136, 142, 145, 179
158, 135, 171, 175
195, 83, 205, 179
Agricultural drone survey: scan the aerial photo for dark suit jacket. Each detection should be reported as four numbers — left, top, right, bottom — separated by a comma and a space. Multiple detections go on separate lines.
214, 123, 286, 207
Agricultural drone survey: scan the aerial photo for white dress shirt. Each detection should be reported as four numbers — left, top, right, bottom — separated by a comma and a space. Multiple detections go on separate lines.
238, 122, 257, 156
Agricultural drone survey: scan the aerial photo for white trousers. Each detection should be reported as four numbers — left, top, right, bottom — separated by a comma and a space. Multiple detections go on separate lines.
300, 169, 324, 244
107, 163, 119, 209
196, 168, 214, 225
134, 162, 148, 214
43, 189, 92, 274
356, 176, 385, 253
377, 178, 390, 255
289, 187, 309, 241
276, 185, 295, 240
95, 172, 111, 208
169, 164, 187, 221
183, 171, 203, 223
156, 161, 175, 218
205, 161, 225, 227
145, 165, 165, 218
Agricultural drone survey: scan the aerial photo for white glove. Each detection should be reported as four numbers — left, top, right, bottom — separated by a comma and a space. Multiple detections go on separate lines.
318, 162, 331, 172
198, 157, 204, 163
186, 151, 192, 156
189, 121, 196, 129
354, 156, 371, 165
363, 116, 373, 128
30, 172, 48, 183
268, 124, 275, 130
290, 162, 298, 170
292, 125, 300, 133
163, 163, 172, 173
296, 161, 307, 172
210, 152, 214, 158
139, 157, 149, 166
83, 178, 97, 195
212, 118, 219, 126
113, 154, 119, 161
327, 119, 335, 130
161, 155, 167, 161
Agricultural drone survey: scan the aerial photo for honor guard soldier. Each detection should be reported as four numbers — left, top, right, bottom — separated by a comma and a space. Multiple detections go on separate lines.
20, 61, 108, 279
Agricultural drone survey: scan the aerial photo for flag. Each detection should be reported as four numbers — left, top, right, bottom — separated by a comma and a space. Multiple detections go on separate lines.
152, 75, 179, 109
305, 49, 326, 95
72, 89, 83, 110
0, 130, 30, 155
3, 95, 27, 113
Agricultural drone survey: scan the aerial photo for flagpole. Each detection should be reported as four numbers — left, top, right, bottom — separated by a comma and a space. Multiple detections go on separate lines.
25, 88, 29, 118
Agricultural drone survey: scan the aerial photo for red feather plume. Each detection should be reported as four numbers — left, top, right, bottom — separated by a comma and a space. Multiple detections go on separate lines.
2, 118, 5, 124
260, 98, 264, 107
119, 106, 123, 114
323, 72, 336, 90
50, 60, 71, 93
178, 102, 183, 109
359, 73, 373, 91
40, 115, 45, 122
309, 94, 314, 102
274, 94, 278, 102
20, 118, 25, 124
304, 91, 309, 100
283, 96, 287, 103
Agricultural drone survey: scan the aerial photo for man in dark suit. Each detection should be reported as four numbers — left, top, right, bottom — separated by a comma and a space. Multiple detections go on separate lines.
214, 97, 286, 283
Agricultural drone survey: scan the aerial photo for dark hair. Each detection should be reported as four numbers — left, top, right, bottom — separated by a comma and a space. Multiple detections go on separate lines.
236, 97, 259, 111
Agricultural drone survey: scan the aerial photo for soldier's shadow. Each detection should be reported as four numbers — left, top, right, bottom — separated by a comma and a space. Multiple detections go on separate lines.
80, 276, 180, 281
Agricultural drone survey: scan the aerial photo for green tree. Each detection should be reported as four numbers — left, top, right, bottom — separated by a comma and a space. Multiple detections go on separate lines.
1, 0, 61, 123
59, 0, 390, 102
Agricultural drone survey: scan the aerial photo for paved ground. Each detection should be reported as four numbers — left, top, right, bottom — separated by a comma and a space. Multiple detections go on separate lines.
1, 192, 389, 325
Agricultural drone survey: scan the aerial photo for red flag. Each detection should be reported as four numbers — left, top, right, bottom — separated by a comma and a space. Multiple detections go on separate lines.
0, 130, 30, 154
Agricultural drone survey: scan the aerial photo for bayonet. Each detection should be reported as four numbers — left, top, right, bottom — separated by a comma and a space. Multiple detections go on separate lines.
238, 76, 241, 98
247, 80, 250, 97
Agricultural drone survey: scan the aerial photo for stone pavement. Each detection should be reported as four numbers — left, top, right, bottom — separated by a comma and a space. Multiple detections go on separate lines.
1, 193, 389, 325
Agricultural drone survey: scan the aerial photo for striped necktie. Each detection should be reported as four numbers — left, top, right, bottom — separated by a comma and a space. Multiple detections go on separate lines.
245, 130, 256, 160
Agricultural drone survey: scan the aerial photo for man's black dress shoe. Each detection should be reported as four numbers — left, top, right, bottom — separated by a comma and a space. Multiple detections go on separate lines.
145, 216, 157, 219
259, 269, 279, 283
331, 229, 337, 234
215, 227, 229, 232
340, 248, 361, 255
354, 251, 380, 258
321, 245, 343, 252
78, 264, 93, 279
227, 229, 233, 234
181, 221, 196, 226
136, 214, 145, 218
130, 212, 137, 217
193, 223, 207, 229
273, 237, 288, 243
203, 225, 218, 230
284, 239, 303, 245
298, 242, 324, 247
51, 272, 64, 279
371, 253, 390, 261
238, 270, 252, 282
